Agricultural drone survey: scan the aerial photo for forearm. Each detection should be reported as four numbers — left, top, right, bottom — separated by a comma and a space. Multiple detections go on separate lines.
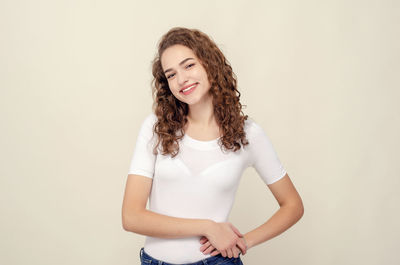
243, 204, 304, 249
123, 209, 213, 239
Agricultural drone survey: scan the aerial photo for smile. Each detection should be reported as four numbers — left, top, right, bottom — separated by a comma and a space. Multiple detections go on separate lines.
180, 83, 197, 95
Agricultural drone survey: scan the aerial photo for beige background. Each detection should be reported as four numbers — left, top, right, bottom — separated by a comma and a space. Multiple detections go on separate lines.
1, 0, 399, 264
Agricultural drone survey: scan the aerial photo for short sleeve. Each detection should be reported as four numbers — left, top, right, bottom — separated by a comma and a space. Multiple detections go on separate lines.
127, 113, 158, 179
247, 119, 287, 185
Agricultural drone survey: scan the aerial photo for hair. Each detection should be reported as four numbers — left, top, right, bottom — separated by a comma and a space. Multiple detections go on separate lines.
151, 27, 249, 158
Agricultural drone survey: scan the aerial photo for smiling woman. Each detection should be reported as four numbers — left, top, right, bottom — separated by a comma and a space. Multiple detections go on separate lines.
161, 45, 211, 105
122, 27, 304, 265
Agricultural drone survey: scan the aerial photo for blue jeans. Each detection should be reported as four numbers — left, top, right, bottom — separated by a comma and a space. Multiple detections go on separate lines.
140, 247, 244, 265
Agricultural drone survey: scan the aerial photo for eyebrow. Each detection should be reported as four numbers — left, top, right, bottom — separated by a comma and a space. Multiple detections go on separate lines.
163, 58, 195, 74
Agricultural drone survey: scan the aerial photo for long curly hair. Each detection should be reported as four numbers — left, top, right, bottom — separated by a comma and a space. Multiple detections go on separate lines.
151, 27, 249, 158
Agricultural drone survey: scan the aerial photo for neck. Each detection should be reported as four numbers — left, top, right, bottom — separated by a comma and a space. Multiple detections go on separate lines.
186, 94, 216, 128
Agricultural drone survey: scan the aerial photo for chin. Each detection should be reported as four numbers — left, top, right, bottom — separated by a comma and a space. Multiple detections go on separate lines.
185, 96, 202, 105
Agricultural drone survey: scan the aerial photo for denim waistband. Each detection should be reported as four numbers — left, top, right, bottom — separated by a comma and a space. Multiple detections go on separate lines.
140, 247, 241, 265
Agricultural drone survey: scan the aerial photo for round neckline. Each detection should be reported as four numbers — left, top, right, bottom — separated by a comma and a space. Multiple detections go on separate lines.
184, 133, 221, 143
182, 133, 221, 150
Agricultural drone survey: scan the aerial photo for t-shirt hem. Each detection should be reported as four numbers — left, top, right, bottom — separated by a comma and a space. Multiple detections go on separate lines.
267, 169, 287, 185
127, 169, 154, 179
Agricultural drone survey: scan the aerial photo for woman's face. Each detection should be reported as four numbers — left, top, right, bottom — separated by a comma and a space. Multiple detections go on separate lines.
161, 44, 212, 106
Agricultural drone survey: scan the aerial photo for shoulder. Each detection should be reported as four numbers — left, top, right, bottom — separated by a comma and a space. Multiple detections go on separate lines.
140, 112, 158, 129
136, 113, 158, 142
144, 112, 157, 123
244, 116, 264, 138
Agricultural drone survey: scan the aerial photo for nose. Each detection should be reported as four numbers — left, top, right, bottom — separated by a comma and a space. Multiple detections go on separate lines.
176, 69, 188, 87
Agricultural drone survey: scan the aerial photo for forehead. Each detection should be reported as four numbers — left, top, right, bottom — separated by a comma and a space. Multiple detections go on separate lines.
161, 44, 197, 70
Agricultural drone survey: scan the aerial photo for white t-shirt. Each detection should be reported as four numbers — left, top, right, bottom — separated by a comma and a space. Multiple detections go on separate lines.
128, 113, 286, 264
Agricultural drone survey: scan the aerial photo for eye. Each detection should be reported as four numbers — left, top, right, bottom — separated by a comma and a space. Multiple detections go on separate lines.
166, 73, 175, 79
186, 63, 195, 69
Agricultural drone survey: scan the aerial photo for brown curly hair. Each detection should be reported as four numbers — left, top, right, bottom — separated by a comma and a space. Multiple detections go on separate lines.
151, 27, 249, 158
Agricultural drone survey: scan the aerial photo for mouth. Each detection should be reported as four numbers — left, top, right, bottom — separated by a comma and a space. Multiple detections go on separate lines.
180, 83, 198, 93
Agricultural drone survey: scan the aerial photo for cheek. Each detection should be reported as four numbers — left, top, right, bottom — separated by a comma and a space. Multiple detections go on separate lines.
168, 83, 180, 96
167, 81, 176, 91
200, 70, 210, 83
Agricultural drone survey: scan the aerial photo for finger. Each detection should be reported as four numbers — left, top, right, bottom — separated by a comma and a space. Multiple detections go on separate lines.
237, 240, 247, 255
229, 223, 243, 237
210, 249, 220, 256
200, 241, 211, 252
203, 245, 214, 254
200, 236, 207, 243
227, 248, 233, 258
233, 246, 240, 258
221, 249, 227, 258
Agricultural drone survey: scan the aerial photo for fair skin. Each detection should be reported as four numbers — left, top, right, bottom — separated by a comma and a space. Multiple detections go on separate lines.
162, 44, 219, 139
122, 44, 304, 259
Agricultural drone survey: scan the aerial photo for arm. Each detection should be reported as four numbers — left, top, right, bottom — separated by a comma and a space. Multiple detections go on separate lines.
122, 174, 247, 256
243, 173, 304, 249
122, 174, 212, 238
201, 173, 303, 255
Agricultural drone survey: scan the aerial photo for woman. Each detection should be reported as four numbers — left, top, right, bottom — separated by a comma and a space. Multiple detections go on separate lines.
122, 27, 304, 265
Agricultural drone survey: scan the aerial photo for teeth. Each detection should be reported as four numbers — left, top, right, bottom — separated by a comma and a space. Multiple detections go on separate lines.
182, 84, 196, 92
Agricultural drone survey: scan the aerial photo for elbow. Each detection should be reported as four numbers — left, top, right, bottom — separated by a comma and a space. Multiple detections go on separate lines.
284, 199, 304, 221
122, 215, 132, 232
298, 203, 304, 220
296, 199, 304, 220
122, 211, 142, 232
122, 219, 131, 232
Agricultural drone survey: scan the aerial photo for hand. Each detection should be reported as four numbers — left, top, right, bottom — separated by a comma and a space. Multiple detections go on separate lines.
200, 236, 248, 258
202, 222, 247, 258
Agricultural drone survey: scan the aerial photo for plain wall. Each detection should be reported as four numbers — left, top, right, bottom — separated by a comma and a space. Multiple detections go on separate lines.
1, 0, 399, 264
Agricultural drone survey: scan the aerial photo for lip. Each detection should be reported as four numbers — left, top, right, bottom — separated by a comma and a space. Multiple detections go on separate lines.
180, 83, 198, 92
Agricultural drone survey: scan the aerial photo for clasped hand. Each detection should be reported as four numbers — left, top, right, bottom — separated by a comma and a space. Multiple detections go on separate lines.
199, 222, 247, 258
